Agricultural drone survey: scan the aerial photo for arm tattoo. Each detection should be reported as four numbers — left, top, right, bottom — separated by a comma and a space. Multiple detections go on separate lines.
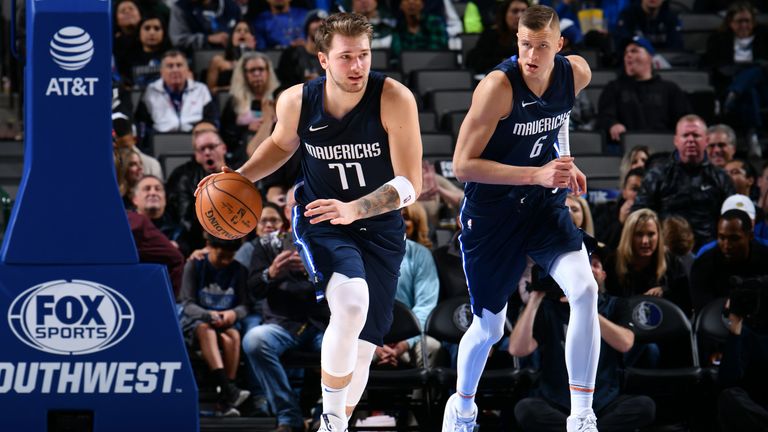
356, 184, 400, 218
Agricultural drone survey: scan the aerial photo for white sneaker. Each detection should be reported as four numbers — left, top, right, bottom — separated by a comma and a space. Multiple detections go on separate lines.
441, 392, 477, 432
317, 413, 347, 432
566, 409, 598, 432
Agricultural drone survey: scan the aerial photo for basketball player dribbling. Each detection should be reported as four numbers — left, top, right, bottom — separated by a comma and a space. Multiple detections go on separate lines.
197, 13, 422, 432
442, 5, 601, 432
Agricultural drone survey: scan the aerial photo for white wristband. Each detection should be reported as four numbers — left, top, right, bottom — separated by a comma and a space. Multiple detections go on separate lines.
557, 114, 571, 157
386, 176, 416, 208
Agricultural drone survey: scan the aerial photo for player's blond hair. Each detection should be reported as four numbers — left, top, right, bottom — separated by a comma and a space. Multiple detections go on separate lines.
315, 13, 373, 53
519, 5, 560, 32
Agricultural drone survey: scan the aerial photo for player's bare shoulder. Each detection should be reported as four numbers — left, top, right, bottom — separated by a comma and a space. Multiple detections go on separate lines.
276, 83, 304, 116
380, 76, 418, 130
565, 54, 592, 93
472, 70, 514, 119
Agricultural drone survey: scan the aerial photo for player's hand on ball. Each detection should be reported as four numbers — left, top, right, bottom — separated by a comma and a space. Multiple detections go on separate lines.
533, 157, 573, 189
304, 199, 359, 225
194, 166, 236, 197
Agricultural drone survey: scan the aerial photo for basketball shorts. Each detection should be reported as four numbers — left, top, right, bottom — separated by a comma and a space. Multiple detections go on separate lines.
459, 186, 585, 317
292, 206, 406, 346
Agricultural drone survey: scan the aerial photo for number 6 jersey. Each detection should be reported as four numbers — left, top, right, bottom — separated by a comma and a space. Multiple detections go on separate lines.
464, 54, 575, 204
295, 71, 396, 220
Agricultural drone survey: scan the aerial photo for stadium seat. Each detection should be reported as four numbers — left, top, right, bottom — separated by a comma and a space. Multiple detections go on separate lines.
458, 33, 481, 66
412, 70, 474, 98
431, 90, 473, 122
160, 154, 191, 179
421, 133, 454, 159
372, 49, 391, 71
216, 92, 231, 111
679, 13, 721, 31
693, 297, 728, 367
193, 49, 224, 79
583, 86, 603, 108
574, 155, 621, 179
621, 131, 675, 155
400, 50, 458, 76
264, 49, 283, 68
657, 69, 711, 92
419, 112, 438, 133
154, 133, 194, 158
445, 110, 467, 139
590, 69, 618, 87
622, 296, 703, 427
570, 131, 604, 155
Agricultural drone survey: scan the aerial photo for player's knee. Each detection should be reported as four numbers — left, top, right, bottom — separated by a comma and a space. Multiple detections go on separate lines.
568, 274, 598, 307
328, 276, 369, 330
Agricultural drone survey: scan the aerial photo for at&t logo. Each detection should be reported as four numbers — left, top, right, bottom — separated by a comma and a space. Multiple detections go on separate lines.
45, 26, 99, 96
8, 280, 134, 355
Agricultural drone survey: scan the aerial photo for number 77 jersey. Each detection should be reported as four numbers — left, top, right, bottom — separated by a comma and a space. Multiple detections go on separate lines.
295, 72, 395, 207
465, 55, 574, 204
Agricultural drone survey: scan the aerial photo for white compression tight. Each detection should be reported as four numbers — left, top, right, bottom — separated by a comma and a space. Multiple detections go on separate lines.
549, 244, 600, 415
346, 340, 377, 408
321, 273, 369, 422
455, 304, 507, 417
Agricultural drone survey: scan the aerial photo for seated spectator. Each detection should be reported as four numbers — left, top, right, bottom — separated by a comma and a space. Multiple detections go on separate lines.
352, 0, 397, 50
135, 50, 218, 144
374, 202, 440, 369
633, 115, 735, 250
704, 2, 768, 157
116, 146, 144, 208
277, 9, 327, 87
235, 202, 289, 269
220, 52, 280, 164
594, 168, 644, 249
252, 0, 308, 50
466, 0, 528, 75
166, 123, 230, 255
462, 0, 501, 33
207, 20, 258, 93
706, 124, 737, 169
113, 116, 163, 178
597, 36, 691, 146
391, 0, 448, 57
604, 208, 688, 301
618, 145, 649, 189
510, 247, 656, 432
114, 0, 143, 64
725, 158, 757, 197
759, 162, 768, 214
695, 194, 768, 257
690, 209, 768, 313
169, 0, 242, 52
241, 192, 328, 432
615, 0, 683, 50
180, 233, 251, 417
662, 215, 695, 279
565, 194, 594, 237
118, 14, 173, 89
132, 174, 194, 257
717, 278, 768, 431
418, 160, 464, 229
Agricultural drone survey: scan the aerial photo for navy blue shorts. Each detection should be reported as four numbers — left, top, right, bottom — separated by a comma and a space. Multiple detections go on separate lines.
292, 206, 406, 346
459, 186, 584, 317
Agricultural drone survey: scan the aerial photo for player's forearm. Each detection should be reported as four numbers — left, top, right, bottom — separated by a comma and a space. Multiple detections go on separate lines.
236, 137, 294, 182
453, 157, 537, 186
352, 183, 402, 220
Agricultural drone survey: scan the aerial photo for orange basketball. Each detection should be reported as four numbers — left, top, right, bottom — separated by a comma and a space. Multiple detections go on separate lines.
195, 172, 263, 240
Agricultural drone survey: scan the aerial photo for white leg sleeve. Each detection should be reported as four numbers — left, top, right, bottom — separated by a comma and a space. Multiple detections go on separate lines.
322, 273, 369, 377
345, 340, 377, 408
549, 243, 600, 413
455, 305, 507, 413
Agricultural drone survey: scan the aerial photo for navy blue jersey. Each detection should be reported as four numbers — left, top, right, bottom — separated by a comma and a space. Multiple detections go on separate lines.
295, 71, 396, 216
465, 55, 575, 204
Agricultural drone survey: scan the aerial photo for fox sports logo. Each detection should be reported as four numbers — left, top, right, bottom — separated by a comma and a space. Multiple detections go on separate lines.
49, 27, 94, 71
8, 280, 134, 355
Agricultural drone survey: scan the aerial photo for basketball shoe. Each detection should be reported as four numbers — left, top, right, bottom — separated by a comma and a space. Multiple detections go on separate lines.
442, 392, 477, 432
566, 409, 598, 432
317, 413, 347, 432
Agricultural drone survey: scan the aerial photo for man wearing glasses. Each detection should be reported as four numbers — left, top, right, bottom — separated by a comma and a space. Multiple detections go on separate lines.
166, 123, 230, 255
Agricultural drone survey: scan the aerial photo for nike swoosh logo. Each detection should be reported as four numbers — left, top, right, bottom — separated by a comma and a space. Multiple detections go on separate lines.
522, 101, 537, 107
309, 124, 329, 132
701, 185, 712, 191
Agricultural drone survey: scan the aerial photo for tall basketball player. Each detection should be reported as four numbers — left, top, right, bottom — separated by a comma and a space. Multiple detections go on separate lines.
443, 5, 600, 432
197, 13, 422, 432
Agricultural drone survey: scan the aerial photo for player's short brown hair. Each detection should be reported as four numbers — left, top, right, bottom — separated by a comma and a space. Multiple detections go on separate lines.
519, 5, 560, 32
315, 12, 373, 53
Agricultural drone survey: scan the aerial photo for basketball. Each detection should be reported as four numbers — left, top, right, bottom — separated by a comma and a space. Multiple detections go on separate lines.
195, 172, 263, 240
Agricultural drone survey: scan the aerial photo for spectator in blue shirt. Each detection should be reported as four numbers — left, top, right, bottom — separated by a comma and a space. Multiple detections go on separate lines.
252, 0, 308, 50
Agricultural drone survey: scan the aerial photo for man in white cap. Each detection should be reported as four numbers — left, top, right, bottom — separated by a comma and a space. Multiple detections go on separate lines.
690, 194, 768, 312
696, 194, 768, 258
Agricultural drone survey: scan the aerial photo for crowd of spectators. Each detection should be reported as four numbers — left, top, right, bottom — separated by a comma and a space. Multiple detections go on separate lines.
5, 0, 768, 429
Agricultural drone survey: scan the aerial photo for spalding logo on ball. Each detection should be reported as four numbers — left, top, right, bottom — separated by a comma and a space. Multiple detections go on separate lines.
196, 172, 263, 240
